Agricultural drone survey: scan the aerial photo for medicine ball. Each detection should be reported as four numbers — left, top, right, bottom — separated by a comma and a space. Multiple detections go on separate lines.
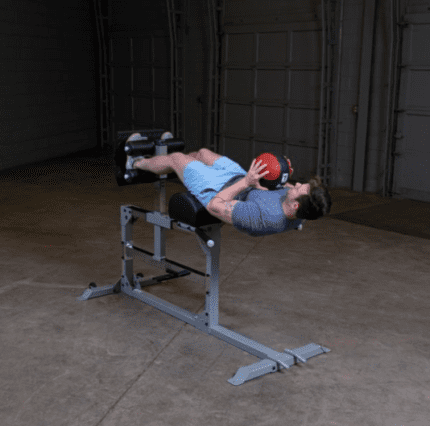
255, 153, 291, 190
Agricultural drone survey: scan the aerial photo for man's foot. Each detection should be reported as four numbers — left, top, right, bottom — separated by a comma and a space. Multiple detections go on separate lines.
125, 131, 173, 170
126, 133, 149, 170
161, 132, 173, 140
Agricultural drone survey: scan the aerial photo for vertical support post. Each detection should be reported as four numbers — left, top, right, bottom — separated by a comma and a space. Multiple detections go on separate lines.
353, 0, 376, 192
317, 0, 327, 180
154, 215, 167, 261
201, 226, 221, 328
109, 38, 115, 146
166, 0, 174, 134
207, 0, 224, 153
121, 207, 134, 287
332, 0, 345, 189
206, 0, 214, 150
130, 37, 134, 127
154, 144, 168, 261
93, 0, 111, 148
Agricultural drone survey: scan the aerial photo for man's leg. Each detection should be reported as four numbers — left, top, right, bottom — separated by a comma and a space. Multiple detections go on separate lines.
132, 148, 223, 184
188, 152, 199, 160
133, 153, 197, 185
197, 148, 223, 166
174, 149, 222, 166
133, 155, 174, 175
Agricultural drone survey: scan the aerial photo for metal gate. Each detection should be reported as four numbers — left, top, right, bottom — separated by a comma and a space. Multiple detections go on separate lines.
216, 0, 341, 186
391, 12, 430, 202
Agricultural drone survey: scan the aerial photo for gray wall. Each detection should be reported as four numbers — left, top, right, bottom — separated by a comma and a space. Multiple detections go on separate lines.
218, 0, 430, 201
108, 1, 171, 142
0, 0, 97, 172
108, 0, 210, 154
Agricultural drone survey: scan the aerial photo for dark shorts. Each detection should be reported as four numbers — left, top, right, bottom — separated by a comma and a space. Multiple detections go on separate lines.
183, 157, 247, 208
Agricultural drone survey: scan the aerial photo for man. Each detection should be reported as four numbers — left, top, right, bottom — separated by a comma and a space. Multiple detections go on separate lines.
127, 134, 332, 236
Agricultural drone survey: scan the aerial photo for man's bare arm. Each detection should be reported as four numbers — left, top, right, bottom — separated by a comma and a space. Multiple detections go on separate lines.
206, 198, 240, 225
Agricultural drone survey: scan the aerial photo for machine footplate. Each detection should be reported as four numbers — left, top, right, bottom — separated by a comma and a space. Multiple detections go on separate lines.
228, 343, 330, 386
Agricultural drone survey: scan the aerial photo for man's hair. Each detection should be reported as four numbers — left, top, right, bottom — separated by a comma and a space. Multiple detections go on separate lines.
294, 175, 332, 220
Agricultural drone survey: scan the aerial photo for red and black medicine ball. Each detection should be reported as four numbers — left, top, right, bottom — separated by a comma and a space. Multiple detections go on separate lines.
255, 153, 291, 190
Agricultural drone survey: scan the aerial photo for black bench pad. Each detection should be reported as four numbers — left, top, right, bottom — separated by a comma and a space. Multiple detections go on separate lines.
169, 191, 222, 228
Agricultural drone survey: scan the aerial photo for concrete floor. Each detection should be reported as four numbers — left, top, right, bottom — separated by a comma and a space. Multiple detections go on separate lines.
1, 146, 429, 426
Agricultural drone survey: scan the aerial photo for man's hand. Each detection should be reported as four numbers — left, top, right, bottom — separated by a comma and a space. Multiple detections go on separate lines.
246, 159, 270, 190
245, 156, 294, 191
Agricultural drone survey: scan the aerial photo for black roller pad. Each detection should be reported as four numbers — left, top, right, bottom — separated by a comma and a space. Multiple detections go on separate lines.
113, 139, 178, 187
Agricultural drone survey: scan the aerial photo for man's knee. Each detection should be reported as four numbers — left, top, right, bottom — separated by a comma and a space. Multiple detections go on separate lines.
170, 152, 197, 181
198, 148, 211, 156
198, 148, 222, 166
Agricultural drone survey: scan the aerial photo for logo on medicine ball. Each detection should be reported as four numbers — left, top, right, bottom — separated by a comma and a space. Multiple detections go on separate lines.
281, 173, 289, 184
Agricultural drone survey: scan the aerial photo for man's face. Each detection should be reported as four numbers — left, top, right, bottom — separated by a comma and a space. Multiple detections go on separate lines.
288, 182, 311, 202
283, 182, 311, 219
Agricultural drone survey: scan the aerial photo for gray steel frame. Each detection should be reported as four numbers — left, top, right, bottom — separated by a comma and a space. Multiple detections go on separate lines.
77, 144, 329, 385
